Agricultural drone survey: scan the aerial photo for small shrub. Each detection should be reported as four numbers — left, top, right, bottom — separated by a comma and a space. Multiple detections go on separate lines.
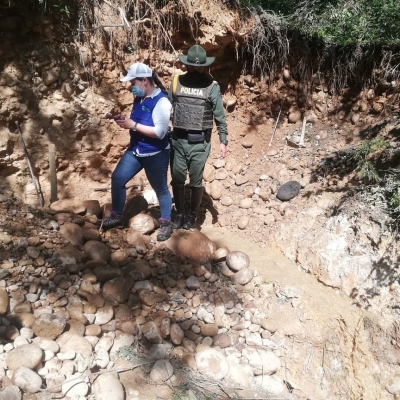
353, 138, 388, 182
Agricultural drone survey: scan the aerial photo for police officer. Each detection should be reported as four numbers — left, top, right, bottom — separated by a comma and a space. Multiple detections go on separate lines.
169, 44, 228, 230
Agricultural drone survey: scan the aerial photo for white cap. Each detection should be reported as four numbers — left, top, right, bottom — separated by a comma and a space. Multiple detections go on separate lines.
120, 63, 153, 82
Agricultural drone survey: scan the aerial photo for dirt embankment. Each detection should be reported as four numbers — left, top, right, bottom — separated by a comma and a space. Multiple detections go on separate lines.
0, 1, 400, 398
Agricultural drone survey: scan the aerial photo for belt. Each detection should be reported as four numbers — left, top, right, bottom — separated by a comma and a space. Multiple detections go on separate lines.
173, 129, 190, 139
173, 128, 211, 139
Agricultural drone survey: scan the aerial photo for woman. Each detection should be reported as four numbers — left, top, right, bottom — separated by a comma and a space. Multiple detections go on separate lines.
98, 62, 173, 242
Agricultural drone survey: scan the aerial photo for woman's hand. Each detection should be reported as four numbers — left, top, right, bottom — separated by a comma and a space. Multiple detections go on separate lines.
116, 118, 135, 129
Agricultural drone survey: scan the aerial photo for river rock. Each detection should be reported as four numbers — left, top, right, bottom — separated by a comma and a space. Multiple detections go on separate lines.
6, 344, 43, 371
276, 181, 301, 201
11, 366, 42, 393
93, 372, 124, 400
195, 348, 229, 380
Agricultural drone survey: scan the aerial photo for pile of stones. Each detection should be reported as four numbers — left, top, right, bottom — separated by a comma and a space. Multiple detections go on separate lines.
0, 189, 294, 400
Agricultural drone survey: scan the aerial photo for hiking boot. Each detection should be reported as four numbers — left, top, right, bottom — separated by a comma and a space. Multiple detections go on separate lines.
171, 212, 185, 229
96, 211, 125, 231
172, 185, 185, 229
183, 212, 197, 230
182, 187, 203, 230
157, 219, 172, 241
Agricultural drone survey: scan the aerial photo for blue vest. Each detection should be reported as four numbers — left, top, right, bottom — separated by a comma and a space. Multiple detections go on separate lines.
129, 91, 170, 154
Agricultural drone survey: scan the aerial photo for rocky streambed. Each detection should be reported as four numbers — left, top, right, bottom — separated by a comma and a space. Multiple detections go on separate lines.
0, 189, 296, 400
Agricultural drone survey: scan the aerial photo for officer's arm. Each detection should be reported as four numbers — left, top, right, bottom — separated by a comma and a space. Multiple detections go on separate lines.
210, 83, 228, 145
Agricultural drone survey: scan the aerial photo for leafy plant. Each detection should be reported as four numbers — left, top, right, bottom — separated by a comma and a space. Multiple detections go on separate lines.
390, 194, 400, 209
353, 138, 388, 182
356, 168, 400, 228
386, 171, 400, 216
357, 160, 381, 182
37, 0, 72, 18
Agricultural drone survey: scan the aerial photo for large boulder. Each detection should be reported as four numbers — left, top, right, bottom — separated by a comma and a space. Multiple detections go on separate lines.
165, 230, 216, 264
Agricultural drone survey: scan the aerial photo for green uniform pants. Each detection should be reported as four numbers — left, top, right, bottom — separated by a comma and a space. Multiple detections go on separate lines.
170, 137, 211, 189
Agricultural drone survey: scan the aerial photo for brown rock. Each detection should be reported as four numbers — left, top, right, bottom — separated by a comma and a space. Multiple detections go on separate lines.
170, 323, 184, 345
200, 324, 219, 337
124, 259, 152, 281
165, 230, 216, 264
32, 313, 67, 340
85, 324, 101, 336
83, 200, 101, 216
103, 278, 130, 305
93, 266, 123, 283
59, 223, 84, 247
50, 199, 86, 214
213, 334, 231, 348
142, 321, 162, 344
66, 319, 86, 336
0, 287, 9, 315
182, 354, 197, 370
123, 195, 148, 221
84, 240, 110, 262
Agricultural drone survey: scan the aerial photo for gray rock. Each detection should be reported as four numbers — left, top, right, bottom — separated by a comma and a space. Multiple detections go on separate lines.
61, 373, 89, 397
150, 359, 174, 382
197, 307, 215, 324
226, 251, 250, 272
186, 275, 200, 290
11, 366, 42, 393
142, 321, 162, 344
231, 268, 254, 285
0, 384, 22, 400
276, 180, 301, 201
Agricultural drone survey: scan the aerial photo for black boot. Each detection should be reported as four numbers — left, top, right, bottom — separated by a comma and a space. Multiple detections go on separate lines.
157, 219, 173, 241
96, 211, 125, 231
183, 212, 197, 230
172, 185, 185, 229
183, 187, 203, 230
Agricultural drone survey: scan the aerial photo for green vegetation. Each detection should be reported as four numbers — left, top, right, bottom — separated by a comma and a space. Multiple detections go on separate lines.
37, 0, 72, 16
240, 0, 400, 46
358, 169, 400, 224
353, 138, 388, 182
350, 139, 400, 224
386, 171, 400, 219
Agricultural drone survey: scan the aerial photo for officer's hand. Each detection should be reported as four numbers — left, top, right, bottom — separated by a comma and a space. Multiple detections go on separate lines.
219, 143, 227, 159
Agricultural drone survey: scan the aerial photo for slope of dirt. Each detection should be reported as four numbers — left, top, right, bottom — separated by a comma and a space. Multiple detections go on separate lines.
1, 0, 400, 398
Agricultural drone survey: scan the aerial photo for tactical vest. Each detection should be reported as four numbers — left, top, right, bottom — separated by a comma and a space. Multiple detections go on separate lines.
129, 91, 170, 154
172, 76, 215, 131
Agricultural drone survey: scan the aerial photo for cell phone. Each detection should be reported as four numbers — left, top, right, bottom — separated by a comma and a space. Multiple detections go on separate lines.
105, 113, 125, 120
